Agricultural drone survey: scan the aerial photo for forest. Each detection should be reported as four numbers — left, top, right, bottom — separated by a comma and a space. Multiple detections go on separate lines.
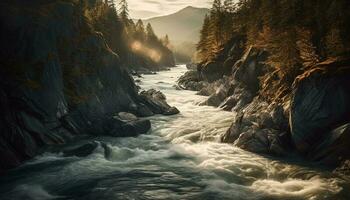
1, 0, 350, 199
197, 0, 350, 101
81, 0, 174, 71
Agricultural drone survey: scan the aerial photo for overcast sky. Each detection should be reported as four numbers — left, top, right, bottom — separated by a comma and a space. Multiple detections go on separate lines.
126, 0, 213, 19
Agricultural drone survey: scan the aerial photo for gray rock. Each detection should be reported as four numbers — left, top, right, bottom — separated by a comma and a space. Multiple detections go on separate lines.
200, 62, 224, 82
219, 96, 237, 111
63, 142, 99, 157
221, 112, 244, 143
290, 66, 350, 153
163, 107, 180, 116
117, 112, 138, 122
140, 89, 180, 116
137, 104, 154, 117
121, 119, 151, 136
234, 129, 269, 154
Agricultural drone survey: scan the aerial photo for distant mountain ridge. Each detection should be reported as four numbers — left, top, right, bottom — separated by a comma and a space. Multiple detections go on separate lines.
143, 6, 210, 44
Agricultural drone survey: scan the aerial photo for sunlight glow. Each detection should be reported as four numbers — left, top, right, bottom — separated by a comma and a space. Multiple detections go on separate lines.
131, 41, 162, 63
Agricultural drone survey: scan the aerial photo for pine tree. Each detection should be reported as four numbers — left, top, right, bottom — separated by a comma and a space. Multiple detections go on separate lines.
134, 19, 145, 41
209, 0, 224, 55
223, 0, 235, 13
118, 0, 129, 24
135, 19, 145, 33
211, 0, 222, 15
146, 23, 156, 38
197, 15, 211, 62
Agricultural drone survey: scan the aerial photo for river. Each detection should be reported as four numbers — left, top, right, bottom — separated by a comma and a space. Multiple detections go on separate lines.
0, 65, 349, 200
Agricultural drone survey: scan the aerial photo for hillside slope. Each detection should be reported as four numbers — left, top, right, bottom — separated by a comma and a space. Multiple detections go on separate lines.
0, 0, 178, 172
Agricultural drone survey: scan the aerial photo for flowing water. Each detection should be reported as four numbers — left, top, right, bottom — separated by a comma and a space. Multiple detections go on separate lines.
1, 65, 350, 200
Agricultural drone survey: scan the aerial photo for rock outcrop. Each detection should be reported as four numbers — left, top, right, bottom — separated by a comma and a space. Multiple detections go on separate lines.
182, 38, 350, 171
0, 0, 178, 172
290, 59, 350, 167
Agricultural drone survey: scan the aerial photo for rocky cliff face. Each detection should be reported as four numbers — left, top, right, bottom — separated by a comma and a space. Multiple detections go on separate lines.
0, 0, 178, 172
179, 38, 350, 172
290, 59, 350, 167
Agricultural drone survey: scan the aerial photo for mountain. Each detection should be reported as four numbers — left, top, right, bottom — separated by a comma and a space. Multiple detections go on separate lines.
143, 6, 209, 63
143, 6, 209, 44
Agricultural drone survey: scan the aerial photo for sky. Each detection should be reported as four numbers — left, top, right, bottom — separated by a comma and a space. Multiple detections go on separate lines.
126, 0, 213, 19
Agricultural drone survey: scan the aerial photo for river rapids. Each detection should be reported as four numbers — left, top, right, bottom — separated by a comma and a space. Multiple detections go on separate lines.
1, 65, 349, 200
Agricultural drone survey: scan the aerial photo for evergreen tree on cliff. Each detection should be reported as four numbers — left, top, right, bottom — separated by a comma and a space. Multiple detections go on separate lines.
197, 14, 211, 62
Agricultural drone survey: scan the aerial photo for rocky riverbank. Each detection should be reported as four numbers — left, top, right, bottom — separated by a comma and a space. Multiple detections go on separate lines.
178, 42, 350, 173
0, 0, 178, 172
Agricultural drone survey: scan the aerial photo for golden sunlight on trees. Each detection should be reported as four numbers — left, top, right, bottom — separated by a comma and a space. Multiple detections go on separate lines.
131, 41, 162, 63
196, 0, 350, 99
81, 0, 174, 68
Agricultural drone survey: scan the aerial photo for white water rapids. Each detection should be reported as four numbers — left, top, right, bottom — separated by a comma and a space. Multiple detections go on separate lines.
0, 65, 349, 200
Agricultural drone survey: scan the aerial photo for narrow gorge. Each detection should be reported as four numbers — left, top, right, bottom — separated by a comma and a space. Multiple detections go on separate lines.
1, 0, 350, 200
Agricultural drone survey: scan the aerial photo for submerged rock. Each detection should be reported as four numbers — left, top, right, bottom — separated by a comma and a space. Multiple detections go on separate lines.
63, 142, 99, 157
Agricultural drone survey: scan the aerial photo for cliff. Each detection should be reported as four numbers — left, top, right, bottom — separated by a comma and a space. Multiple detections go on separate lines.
0, 0, 178, 172
178, 38, 350, 173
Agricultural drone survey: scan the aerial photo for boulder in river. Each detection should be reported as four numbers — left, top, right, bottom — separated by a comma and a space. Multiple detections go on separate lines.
140, 89, 180, 115
63, 142, 99, 157
177, 70, 207, 91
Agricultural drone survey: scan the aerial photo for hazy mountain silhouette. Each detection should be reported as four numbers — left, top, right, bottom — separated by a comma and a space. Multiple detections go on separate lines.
142, 6, 209, 62
143, 6, 209, 44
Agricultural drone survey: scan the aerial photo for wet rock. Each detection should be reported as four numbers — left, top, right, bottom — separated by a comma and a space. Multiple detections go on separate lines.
117, 112, 138, 122
234, 128, 270, 154
140, 89, 179, 116
63, 142, 99, 157
290, 63, 350, 154
268, 132, 289, 156
334, 160, 350, 175
137, 104, 154, 117
219, 96, 237, 111
177, 71, 207, 91
199, 62, 224, 82
231, 87, 254, 112
121, 119, 151, 136
186, 63, 198, 70
309, 123, 350, 167
163, 107, 180, 116
200, 85, 229, 107
271, 104, 288, 130
223, 57, 236, 75
130, 70, 142, 78
232, 47, 267, 94
221, 112, 244, 143
257, 112, 274, 129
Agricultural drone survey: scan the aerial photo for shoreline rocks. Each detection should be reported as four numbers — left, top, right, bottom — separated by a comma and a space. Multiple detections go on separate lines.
179, 38, 350, 174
